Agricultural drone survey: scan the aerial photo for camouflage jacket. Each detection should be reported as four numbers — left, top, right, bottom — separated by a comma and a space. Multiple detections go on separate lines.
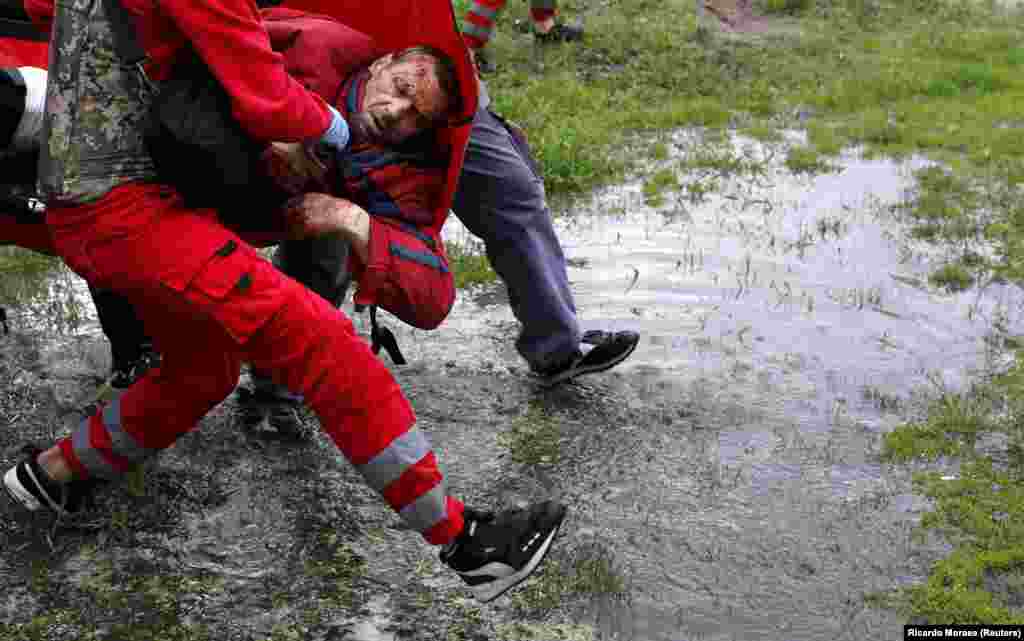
37, 0, 156, 205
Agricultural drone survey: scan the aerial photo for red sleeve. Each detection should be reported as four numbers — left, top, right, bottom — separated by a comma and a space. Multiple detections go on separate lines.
157, 0, 332, 143
23, 0, 53, 35
386, 166, 444, 227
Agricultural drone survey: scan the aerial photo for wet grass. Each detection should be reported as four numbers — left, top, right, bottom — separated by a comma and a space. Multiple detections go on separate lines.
445, 240, 498, 288
0, 554, 224, 641
0, 247, 62, 308
498, 403, 563, 466
480, 0, 1024, 284
642, 168, 679, 207
511, 540, 628, 618
881, 354, 1024, 622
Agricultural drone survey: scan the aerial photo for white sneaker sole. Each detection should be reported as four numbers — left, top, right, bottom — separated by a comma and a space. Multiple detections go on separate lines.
4, 466, 43, 511
469, 522, 562, 603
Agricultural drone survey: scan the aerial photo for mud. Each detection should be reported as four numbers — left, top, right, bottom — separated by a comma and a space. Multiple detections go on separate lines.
0, 130, 1021, 640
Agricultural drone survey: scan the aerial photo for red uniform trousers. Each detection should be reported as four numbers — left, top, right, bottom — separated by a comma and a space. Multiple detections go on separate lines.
46, 181, 464, 545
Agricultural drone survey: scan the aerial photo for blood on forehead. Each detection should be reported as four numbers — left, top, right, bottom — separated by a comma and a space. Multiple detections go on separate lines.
389, 55, 448, 122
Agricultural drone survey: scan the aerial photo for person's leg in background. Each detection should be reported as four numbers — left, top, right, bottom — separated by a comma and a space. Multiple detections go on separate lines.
452, 104, 638, 385
88, 284, 159, 389
461, 0, 509, 73
527, 0, 584, 43
461, 0, 583, 74
241, 234, 351, 435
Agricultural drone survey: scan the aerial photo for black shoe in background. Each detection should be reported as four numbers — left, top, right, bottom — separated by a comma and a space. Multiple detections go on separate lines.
440, 501, 567, 602
537, 329, 640, 387
534, 21, 584, 44
236, 386, 306, 438
110, 344, 161, 390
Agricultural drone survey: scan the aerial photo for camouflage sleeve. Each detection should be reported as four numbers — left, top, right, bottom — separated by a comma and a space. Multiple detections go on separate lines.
158, 0, 332, 143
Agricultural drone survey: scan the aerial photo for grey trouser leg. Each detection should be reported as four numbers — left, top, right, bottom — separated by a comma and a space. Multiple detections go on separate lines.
452, 105, 581, 372
251, 235, 351, 400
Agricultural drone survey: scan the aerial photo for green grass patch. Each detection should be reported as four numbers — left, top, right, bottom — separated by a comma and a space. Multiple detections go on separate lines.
511, 542, 626, 615
929, 262, 975, 293
498, 404, 562, 465
892, 460, 1024, 623
300, 531, 366, 609
807, 120, 846, 156
0, 247, 61, 308
0, 556, 225, 641
882, 395, 992, 462
785, 145, 835, 174
740, 123, 785, 143
878, 348, 1024, 621
760, 0, 812, 15
682, 144, 766, 177
643, 168, 679, 206
445, 241, 497, 288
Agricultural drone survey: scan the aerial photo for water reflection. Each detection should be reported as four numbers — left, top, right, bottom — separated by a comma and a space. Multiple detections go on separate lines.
0, 246, 95, 336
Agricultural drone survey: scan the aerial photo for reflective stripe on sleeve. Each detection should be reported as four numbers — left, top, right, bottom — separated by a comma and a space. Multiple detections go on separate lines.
102, 398, 155, 463
71, 418, 121, 479
356, 426, 433, 493
398, 483, 448, 533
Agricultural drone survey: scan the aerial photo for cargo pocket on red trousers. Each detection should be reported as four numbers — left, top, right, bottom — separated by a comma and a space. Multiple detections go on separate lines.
160, 237, 283, 345
353, 219, 455, 331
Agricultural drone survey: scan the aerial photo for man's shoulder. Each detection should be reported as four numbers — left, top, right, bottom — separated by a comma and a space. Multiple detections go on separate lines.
263, 7, 384, 100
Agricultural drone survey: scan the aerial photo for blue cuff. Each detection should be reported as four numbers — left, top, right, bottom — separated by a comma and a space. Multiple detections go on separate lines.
318, 105, 350, 152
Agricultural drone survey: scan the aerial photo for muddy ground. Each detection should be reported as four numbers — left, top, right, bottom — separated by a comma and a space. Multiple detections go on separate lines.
3, 5, 1024, 640
2, 126, 1020, 640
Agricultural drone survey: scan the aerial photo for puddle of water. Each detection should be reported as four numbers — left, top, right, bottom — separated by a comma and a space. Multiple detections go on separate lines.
0, 247, 97, 336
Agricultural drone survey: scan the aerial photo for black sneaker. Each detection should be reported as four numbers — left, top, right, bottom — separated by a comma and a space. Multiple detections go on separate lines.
3, 447, 94, 516
440, 501, 567, 603
534, 21, 584, 44
236, 386, 306, 438
538, 329, 640, 387
110, 346, 161, 390
81, 347, 162, 417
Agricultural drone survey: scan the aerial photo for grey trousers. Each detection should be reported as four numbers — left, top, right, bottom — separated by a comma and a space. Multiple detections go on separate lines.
254, 104, 580, 397
451, 104, 580, 371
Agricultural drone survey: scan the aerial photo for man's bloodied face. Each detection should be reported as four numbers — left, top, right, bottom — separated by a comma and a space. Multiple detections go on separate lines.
352, 53, 450, 147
